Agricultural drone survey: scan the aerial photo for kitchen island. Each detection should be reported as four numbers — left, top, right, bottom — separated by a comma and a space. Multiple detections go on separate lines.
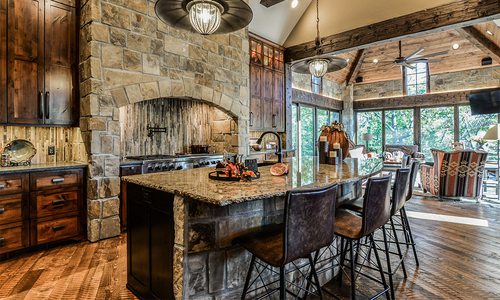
123, 157, 383, 299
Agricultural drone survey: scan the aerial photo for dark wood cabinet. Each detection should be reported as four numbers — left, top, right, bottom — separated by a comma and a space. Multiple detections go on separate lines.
249, 35, 285, 132
127, 183, 175, 300
3, 0, 78, 126
0, 0, 6, 124
0, 166, 85, 257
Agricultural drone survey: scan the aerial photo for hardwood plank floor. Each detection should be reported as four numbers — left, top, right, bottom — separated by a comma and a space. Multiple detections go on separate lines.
0, 196, 498, 299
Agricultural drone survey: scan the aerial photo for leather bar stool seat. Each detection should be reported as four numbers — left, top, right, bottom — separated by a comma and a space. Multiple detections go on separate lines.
235, 184, 339, 300
334, 210, 363, 239
236, 224, 283, 267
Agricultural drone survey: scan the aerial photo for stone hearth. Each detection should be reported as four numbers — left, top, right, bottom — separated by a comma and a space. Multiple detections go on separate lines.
79, 0, 250, 241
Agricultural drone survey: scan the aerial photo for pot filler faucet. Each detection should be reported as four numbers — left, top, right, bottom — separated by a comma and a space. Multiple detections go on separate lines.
256, 131, 283, 163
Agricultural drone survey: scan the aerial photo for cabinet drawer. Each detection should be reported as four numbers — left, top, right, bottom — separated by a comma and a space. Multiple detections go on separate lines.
33, 190, 79, 218
36, 216, 79, 244
0, 174, 26, 195
0, 194, 23, 225
31, 170, 81, 191
0, 223, 24, 254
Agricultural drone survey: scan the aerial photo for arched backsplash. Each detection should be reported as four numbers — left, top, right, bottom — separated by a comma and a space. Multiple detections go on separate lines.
120, 98, 238, 157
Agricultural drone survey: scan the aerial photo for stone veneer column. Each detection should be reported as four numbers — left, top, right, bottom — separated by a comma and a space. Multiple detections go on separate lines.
342, 84, 355, 139
79, 0, 250, 241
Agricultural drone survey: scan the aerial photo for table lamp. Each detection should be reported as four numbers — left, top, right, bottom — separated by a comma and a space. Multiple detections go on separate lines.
483, 124, 500, 201
362, 133, 373, 152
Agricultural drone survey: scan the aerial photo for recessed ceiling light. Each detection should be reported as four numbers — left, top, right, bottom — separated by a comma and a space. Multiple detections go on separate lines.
373, 59, 379, 64
346, 58, 350, 63
452, 43, 460, 50
291, 0, 299, 8
486, 30, 494, 36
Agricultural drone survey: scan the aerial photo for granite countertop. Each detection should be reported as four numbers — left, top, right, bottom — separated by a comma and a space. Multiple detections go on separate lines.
0, 161, 88, 174
123, 157, 383, 206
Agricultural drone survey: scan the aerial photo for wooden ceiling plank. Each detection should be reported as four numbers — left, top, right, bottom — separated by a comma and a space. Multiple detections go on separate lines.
457, 26, 500, 62
285, 0, 500, 62
345, 49, 366, 85
260, 0, 286, 8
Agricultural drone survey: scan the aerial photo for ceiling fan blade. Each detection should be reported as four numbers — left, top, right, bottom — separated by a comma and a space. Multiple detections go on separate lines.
421, 50, 449, 58
406, 48, 425, 60
403, 63, 415, 69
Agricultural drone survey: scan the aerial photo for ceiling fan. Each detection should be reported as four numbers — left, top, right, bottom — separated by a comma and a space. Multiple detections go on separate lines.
372, 41, 449, 70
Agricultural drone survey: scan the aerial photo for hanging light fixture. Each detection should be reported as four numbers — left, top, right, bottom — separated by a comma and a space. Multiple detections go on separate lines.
291, 0, 347, 77
155, 0, 252, 35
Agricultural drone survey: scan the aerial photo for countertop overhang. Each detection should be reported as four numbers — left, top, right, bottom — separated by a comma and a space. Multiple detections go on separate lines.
0, 161, 88, 174
123, 157, 383, 206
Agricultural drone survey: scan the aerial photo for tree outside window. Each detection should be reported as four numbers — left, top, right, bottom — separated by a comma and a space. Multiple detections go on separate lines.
405, 62, 429, 96
421, 106, 454, 161
459, 106, 498, 161
385, 109, 414, 145
356, 111, 383, 153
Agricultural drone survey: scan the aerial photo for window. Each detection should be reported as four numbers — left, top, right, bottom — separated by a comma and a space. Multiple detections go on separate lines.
421, 107, 455, 161
311, 76, 322, 95
356, 111, 383, 153
459, 106, 498, 161
405, 62, 428, 96
299, 106, 315, 157
330, 111, 340, 123
385, 109, 414, 145
291, 104, 341, 157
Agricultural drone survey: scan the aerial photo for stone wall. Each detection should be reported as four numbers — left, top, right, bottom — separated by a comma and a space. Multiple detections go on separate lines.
353, 66, 500, 100
292, 72, 343, 100
79, 0, 250, 241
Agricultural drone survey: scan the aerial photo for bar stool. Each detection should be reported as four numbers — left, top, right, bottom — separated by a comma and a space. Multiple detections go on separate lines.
334, 175, 392, 300
338, 169, 411, 300
399, 160, 421, 266
235, 184, 338, 300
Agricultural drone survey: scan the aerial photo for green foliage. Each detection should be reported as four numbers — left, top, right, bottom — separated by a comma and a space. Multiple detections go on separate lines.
459, 106, 498, 161
357, 111, 383, 153
385, 109, 414, 145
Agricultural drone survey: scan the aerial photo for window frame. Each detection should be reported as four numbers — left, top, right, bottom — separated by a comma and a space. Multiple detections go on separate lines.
403, 62, 430, 96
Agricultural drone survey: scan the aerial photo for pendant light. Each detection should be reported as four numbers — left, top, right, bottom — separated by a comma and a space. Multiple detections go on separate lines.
291, 0, 347, 77
155, 0, 253, 35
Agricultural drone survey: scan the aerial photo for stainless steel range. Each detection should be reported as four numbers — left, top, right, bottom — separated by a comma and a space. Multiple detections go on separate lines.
121, 153, 226, 174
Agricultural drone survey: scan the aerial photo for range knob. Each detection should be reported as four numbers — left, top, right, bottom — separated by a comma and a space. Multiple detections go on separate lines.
147, 165, 154, 171
155, 164, 161, 171
168, 164, 175, 171
176, 165, 183, 170
193, 163, 200, 168
162, 164, 168, 170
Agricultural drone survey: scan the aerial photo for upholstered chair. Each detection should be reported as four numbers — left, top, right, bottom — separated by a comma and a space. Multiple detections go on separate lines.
420, 149, 488, 201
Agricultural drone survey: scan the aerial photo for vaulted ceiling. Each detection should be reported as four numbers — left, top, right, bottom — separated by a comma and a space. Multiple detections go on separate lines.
323, 21, 500, 84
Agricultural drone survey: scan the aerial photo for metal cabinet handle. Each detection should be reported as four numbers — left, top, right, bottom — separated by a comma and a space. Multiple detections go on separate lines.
272, 114, 277, 128
52, 199, 65, 206
38, 92, 44, 119
249, 112, 254, 127
0, 208, 4, 214
45, 91, 50, 119
51, 178, 65, 184
0, 237, 4, 246
0, 184, 5, 189
51, 225, 65, 232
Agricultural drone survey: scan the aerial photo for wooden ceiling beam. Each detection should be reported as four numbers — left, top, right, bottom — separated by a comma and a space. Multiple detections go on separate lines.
345, 49, 366, 85
260, 0, 286, 8
285, 0, 500, 63
457, 26, 500, 62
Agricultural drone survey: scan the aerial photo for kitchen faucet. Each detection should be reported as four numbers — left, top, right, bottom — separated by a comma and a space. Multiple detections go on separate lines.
256, 131, 283, 163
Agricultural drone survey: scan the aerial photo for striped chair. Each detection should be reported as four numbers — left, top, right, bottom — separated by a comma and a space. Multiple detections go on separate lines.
420, 149, 488, 201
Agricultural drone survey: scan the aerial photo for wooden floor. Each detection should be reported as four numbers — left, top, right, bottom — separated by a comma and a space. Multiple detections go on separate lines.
0, 196, 499, 299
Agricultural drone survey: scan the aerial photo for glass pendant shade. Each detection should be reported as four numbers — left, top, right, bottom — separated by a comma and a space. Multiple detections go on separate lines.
309, 58, 329, 78
188, 0, 223, 35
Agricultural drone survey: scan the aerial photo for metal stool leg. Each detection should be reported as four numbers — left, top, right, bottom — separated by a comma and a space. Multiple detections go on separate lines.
390, 217, 407, 278
382, 225, 395, 300
309, 253, 324, 299
280, 266, 285, 300
402, 207, 419, 266
349, 240, 356, 300
370, 234, 390, 300
241, 255, 256, 300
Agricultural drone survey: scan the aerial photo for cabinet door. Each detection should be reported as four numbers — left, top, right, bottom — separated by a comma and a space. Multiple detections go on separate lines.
261, 68, 274, 129
7, 0, 44, 125
0, 0, 6, 123
249, 65, 262, 130
44, 0, 77, 125
272, 72, 284, 131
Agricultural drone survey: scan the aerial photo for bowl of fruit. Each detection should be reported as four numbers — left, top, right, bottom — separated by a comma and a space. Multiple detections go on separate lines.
209, 161, 260, 182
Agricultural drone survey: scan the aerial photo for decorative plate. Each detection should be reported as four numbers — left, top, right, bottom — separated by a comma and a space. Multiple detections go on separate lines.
3, 139, 37, 166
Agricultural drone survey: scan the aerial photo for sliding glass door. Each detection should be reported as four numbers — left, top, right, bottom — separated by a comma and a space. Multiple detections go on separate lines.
459, 106, 498, 160
421, 107, 455, 161
291, 104, 341, 158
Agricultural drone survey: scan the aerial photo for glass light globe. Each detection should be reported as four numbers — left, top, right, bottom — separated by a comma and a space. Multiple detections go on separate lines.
188, 0, 223, 35
308, 58, 329, 77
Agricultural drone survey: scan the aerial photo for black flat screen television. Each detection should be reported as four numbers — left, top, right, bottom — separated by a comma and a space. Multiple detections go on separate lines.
469, 89, 500, 115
